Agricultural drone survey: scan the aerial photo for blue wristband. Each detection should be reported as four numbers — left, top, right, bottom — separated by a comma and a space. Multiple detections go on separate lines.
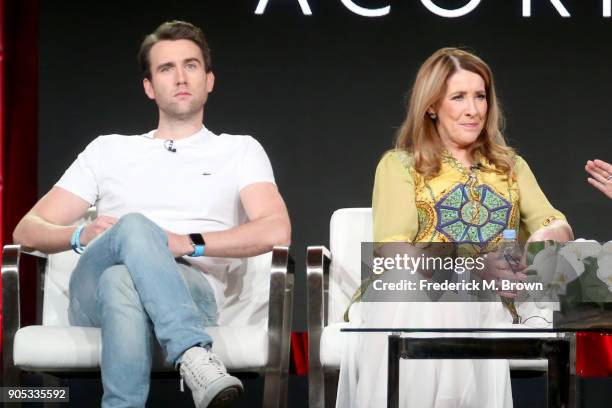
189, 245, 205, 257
70, 224, 86, 254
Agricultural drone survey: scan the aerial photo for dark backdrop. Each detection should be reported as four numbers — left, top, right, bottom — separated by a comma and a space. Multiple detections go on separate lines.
39, 0, 612, 330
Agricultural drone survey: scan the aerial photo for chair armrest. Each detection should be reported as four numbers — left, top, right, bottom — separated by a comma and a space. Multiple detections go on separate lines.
2, 244, 50, 385
265, 246, 294, 368
306, 246, 331, 408
2, 244, 23, 338
306, 245, 331, 365
2, 244, 23, 385
263, 246, 293, 407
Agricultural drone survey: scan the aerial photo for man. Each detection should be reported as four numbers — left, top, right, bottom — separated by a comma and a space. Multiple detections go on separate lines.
13, 21, 291, 408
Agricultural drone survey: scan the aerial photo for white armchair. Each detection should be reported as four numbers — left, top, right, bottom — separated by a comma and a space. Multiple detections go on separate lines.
307, 208, 371, 408
306, 208, 553, 408
2, 214, 294, 407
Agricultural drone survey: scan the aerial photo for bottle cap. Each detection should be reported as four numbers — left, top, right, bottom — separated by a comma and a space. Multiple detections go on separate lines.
502, 229, 517, 240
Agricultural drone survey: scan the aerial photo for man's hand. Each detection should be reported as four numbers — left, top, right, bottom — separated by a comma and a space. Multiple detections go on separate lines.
80, 216, 118, 245
166, 231, 194, 258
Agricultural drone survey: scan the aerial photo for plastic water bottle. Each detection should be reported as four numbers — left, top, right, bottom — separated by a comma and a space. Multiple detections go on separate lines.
500, 229, 521, 324
501, 229, 521, 271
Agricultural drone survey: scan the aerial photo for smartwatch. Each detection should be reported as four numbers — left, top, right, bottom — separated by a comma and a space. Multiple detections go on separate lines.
188, 233, 206, 257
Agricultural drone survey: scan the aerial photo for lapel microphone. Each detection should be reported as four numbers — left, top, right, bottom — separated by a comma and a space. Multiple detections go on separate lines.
163, 140, 177, 153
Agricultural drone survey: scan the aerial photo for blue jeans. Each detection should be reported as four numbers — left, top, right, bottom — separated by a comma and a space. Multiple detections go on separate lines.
68, 213, 217, 408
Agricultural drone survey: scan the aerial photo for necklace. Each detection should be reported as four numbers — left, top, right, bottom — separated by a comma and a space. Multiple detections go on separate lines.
441, 151, 483, 225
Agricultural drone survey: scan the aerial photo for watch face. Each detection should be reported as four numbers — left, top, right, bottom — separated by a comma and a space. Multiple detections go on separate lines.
189, 233, 205, 246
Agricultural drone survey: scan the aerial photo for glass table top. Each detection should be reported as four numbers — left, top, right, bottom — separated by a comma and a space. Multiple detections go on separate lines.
341, 327, 612, 333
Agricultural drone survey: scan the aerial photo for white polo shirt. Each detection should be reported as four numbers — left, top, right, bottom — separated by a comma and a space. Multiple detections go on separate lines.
56, 126, 275, 233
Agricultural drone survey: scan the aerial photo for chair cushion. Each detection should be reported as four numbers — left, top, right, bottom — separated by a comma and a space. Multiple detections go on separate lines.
487, 322, 553, 371
320, 322, 349, 368
509, 359, 547, 370
14, 325, 268, 372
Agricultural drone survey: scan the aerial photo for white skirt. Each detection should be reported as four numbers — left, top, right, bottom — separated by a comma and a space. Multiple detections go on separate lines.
335, 300, 514, 408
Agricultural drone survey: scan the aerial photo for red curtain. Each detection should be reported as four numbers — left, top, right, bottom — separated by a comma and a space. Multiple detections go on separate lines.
291, 332, 309, 375
1, 0, 39, 356
0, 0, 5, 353
577, 333, 612, 377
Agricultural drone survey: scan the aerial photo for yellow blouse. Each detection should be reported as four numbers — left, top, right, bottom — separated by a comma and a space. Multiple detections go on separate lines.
373, 150, 566, 247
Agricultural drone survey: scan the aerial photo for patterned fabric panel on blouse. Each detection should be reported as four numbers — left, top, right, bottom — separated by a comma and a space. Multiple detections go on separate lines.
392, 149, 519, 251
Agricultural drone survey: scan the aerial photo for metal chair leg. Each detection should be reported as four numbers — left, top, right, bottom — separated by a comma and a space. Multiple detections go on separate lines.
387, 335, 401, 408
546, 340, 570, 408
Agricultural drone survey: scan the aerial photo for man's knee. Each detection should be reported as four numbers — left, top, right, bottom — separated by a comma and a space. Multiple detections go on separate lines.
113, 213, 166, 243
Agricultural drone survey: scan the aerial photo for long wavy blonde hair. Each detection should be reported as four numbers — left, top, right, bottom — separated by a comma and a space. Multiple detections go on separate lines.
395, 48, 515, 179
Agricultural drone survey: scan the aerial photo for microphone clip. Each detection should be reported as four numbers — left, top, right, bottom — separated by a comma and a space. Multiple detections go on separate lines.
164, 140, 177, 153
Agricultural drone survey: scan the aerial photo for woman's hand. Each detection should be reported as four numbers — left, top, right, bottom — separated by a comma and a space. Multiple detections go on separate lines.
482, 252, 527, 298
527, 220, 573, 244
586, 159, 612, 199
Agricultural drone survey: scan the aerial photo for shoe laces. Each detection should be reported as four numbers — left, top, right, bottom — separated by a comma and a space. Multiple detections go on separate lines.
179, 348, 227, 393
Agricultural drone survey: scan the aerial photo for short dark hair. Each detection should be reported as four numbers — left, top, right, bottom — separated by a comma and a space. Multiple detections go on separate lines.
138, 20, 212, 80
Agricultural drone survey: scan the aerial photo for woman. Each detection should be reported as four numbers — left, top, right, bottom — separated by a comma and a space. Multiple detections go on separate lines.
336, 48, 573, 407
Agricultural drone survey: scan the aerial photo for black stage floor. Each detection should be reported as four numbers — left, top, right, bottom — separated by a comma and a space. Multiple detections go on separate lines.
17, 372, 612, 407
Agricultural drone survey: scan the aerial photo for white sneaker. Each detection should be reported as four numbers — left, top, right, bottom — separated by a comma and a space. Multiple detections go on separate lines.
179, 347, 243, 407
